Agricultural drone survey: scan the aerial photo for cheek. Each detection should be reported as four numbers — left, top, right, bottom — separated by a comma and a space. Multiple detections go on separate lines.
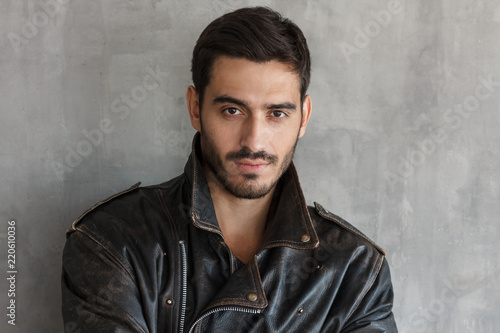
205, 126, 240, 157
271, 131, 298, 158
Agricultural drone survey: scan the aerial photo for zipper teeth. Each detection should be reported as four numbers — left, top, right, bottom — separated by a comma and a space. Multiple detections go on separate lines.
179, 241, 188, 333
188, 306, 261, 333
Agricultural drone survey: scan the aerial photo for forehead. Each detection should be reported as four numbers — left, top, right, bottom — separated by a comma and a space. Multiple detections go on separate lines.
206, 56, 301, 103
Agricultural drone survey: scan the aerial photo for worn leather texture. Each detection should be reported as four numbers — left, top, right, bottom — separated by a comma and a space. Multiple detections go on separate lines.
61, 133, 398, 332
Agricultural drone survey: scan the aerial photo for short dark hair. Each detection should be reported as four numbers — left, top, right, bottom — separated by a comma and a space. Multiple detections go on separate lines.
191, 6, 311, 107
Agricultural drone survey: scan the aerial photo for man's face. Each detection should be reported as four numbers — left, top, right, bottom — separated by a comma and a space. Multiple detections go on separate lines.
187, 56, 311, 199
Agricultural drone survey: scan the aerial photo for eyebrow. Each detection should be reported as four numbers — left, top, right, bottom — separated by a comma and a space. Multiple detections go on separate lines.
265, 102, 297, 111
213, 95, 247, 108
213, 95, 297, 111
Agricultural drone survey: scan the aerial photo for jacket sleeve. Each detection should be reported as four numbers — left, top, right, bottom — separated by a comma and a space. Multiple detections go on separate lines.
340, 257, 398, 332
61, 230, 149, 333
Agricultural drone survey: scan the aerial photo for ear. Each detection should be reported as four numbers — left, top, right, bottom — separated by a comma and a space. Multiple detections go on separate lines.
186, 85, 201, 132
298, 94, 312, 138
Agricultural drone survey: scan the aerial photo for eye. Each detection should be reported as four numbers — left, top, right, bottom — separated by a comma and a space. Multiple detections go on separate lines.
271, 110, 287, 118
222, 108, 241, 115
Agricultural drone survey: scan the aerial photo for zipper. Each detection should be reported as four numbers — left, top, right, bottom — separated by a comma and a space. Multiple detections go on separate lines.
179, 241, 188, 333
187, 306, 262, 333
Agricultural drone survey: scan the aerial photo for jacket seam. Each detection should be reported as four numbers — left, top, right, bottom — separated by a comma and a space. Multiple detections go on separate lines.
344, 253, 385, 322
68, 230, 149, 332
156, 188, 177, 229
260, 239, 316, 249
67, 182, 141, 237
193, 220, 224, 237
290, 165, 318, 242
151, 181, 183, 332
190, 155, 223, 234
314, 205, 386, 256
250, 259, 267, 307
124, 314, 149, 333
193, 219, 222, 234
192, 144, 199, 221
76, 226, 138, 285
203, 298, 264, 308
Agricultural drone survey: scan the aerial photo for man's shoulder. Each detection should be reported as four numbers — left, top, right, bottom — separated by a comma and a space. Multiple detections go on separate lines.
66, 182, 142, 235
66, 175, 185, 239
308, 201, 386, 256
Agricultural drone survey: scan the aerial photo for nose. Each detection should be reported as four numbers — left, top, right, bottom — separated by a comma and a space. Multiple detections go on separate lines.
239, 114, 266, 153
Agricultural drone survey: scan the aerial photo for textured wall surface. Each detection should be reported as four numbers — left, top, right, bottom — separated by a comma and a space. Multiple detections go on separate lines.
1, 0, 499, 332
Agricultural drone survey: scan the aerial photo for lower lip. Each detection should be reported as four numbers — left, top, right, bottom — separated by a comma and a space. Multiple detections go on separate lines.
235, 163, 268, 173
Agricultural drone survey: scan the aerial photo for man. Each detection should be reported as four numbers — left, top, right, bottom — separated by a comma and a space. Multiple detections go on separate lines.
62, 7, 397, 332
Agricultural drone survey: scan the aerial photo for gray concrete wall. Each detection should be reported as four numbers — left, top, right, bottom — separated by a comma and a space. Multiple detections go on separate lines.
1, 0, 499, 332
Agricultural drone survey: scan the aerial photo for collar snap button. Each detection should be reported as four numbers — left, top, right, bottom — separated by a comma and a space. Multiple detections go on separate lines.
246, 292, 258, 302
300, 234, 311, 243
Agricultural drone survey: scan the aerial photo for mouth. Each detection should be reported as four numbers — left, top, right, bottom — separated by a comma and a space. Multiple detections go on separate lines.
233, 159, 269, 173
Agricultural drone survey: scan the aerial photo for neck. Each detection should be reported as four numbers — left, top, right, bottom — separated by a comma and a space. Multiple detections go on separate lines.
203, 167, 275, 264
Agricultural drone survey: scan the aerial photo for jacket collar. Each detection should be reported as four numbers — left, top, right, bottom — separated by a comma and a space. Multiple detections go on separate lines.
184, 132, 319, 251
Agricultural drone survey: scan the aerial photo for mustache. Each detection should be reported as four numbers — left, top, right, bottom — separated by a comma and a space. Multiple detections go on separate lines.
226, 148, 278, 164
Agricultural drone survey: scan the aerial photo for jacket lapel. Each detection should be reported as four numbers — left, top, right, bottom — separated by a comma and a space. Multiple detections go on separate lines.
184, 132, 319, 250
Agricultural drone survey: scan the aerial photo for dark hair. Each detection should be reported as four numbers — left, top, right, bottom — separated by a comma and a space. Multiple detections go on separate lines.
191, 6, 311, 107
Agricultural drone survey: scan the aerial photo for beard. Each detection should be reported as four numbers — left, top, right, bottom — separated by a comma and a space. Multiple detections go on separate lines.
199, 129, 298, 200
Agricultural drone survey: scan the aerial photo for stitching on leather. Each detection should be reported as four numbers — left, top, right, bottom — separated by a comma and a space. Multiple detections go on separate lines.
67, 182, 141, 236
190, 147, 222, 234
251, 259, 268, 307
191, 137, 198, 221
289, 164, 319, 244
74, 227, 137, 286
314, 203, 386, 256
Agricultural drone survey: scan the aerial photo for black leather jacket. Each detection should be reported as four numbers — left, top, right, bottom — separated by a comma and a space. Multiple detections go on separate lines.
62, 134, 397, 332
